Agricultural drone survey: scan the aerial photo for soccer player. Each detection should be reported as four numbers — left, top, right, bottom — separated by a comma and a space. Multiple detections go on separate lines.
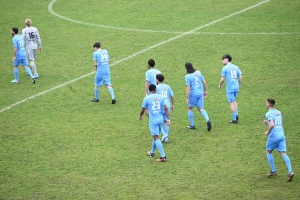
139, 84, 170, 162
145, 59, 161, 96
185, 62, 211, 131
264, 98, 294, 181
218, 54, 242, 123
11, 27, 35, 84
156, 74, 174, 143
91, 42, 116, 104
22, 19, 42, 78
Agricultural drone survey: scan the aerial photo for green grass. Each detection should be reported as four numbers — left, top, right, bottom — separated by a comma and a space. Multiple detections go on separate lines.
1, 0, 300, 199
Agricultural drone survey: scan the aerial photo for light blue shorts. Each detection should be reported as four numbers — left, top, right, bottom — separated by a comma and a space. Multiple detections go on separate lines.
187, 95, 204, 109
226, 91, 238, 103
94, 74, 112, 87
149, 123, 162, 136
13, 58, 28, 67
266, 137, 286, 152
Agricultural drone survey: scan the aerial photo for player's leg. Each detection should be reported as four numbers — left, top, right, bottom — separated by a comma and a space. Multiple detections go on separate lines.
91, 75, 101, 102
11, 59, 20, 83
161, 113, 169, 142
227, 92, 237, 123
197, 96, 211, 131
147, 139, 156, 157
149, 124, 166, 162
104, 75, 116, 104
21, 59, 35, 83
148, 124, 158, 155
278, 138, 294, 181
160, 123, 167, 142
163, 122, 169, 142
161, 106, 170, 142
234, 92, 239, 120
266, 140, 277, 176
187, 97, 195, 129
28, 49, 38, 78
12, 66, 19, 83
11, 59, 21, 83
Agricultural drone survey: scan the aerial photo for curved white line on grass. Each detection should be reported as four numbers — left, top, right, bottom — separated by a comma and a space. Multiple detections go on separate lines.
0, 0, 269, 114
48, 0, 179, 34
49, 0, 291, 35
49, 0, 296, 35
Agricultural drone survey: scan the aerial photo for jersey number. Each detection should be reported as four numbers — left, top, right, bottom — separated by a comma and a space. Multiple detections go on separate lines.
28, 32, 35, 39
152, 101, 160, 111
274, 116, 282, 125
101, 54, 108, 63
19, 41, 24, 47
195, 77, 199, 85
160, 91, 168, 99
230, 71, 237, 78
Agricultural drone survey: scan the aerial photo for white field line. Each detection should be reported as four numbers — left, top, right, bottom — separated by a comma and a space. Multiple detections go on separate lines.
0, 0, 269, 114
48, 0, 292, 35
48, 0, 298, 35
193, 32, 300, 35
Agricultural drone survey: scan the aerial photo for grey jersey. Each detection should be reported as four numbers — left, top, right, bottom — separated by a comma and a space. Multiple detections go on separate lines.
22, 26, 42, 49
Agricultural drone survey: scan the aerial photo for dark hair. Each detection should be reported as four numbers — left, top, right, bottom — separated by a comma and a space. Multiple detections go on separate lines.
185, 62, 196, 74
148, 59, 155, 67
156, 74, 164, 82
149, 84, 156, 92
222, 54, 232, 62
12, 27, 18, 34
267, 98, 275, 107
93, 42, 101, 48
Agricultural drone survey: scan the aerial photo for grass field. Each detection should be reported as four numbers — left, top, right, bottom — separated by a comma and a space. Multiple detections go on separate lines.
0, 0, 300, 199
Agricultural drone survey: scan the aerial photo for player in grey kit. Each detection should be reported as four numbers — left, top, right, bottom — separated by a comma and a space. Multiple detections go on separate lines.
22, 19, 42, 78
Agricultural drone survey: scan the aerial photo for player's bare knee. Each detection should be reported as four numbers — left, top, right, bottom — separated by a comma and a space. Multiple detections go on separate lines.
153, 135, 160, 140
279, 152, 286, 156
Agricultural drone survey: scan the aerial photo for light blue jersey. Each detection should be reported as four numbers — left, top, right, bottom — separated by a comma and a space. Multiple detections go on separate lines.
142, 93, 166, 124
185, 70, 204, 97
145, 68, 162, 85
265, 109, 285, 140
221, 63, 242, 92
156, 83, 174, 109
12, 35, 27, 59
93, 49, 110, 75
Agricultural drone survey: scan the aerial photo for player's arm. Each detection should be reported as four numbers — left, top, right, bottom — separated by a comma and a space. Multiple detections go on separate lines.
93, 61, 97, 72
170, 96, 175, 110
186, 85, 190, 104
265, 119, 274, 135
145, 81, 149, 97
36, 30, 42, 51
163, 105, 170, 125
21, 30, 26, 43
218, 76, 225, 89
202, 79, 207, 97
238, 75, 242, 89
13, 42, 17, 61
139, 107, 146, 120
